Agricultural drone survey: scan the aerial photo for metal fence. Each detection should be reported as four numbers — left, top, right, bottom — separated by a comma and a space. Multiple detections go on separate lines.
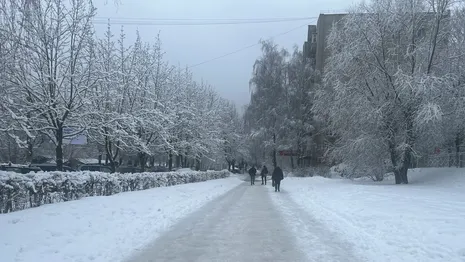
413, 148, 465, 168
424, 153, 465, 168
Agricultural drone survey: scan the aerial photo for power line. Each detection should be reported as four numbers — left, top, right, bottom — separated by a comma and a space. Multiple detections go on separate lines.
95, 16, 316, 21
92, 16, 318, 26
187, 22, 314, 69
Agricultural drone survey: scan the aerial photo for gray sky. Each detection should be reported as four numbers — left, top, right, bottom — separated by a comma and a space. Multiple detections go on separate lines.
94, 0, 356, 110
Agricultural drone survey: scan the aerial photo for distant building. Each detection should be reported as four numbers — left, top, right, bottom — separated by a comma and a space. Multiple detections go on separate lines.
303, 13, 346, 75
304, 11, 449, 75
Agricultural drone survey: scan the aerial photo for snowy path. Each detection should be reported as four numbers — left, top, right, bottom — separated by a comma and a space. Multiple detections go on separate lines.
125, 181, 306, 261
125, 177, 357, 262
269, 189, 360, 262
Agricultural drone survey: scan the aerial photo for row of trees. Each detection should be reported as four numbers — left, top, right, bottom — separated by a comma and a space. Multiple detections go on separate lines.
245, 0, 465, 184
0, 0, 245, 172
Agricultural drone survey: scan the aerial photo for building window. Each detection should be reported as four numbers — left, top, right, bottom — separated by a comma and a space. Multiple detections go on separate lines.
311, 33, 317, 43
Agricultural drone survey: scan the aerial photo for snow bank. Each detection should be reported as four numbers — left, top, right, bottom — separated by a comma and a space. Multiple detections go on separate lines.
0, 170, 230, 213
0, 176, 243, 262
280, 168, 465, 262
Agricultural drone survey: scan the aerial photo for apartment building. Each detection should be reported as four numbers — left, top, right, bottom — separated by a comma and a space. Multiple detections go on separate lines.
303, 11, 448, 75
303, 13, 346, 74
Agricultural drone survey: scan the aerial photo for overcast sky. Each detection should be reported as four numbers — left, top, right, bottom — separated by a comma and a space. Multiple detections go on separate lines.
93, 0, 357, 111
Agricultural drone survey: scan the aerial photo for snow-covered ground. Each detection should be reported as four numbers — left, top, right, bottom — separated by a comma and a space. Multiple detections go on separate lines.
281, 168, 465, 262
0, 176, 242, 262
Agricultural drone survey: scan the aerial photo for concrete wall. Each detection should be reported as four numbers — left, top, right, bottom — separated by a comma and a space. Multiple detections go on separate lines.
315, 14, 346, 74
303, 25, 317, 61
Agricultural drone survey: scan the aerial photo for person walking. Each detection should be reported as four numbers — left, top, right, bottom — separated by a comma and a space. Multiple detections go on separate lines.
248, 166, 257, 185
260, 165, 268, 185
272, 166, 284, 192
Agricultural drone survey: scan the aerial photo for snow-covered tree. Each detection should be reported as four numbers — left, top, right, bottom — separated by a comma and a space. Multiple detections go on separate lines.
220, 101, 245, 170
437, 6, 465, 167
89, 25, 175, 172
88, 25, 135, 171
244, 41, 320, 169
314, 0, 457, 183
247, 40, 289, 168
283, 47, 317, 167
0, 0, 97, 170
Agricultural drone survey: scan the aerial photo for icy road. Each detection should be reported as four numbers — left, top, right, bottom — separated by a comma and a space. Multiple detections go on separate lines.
125, 176, 358, 262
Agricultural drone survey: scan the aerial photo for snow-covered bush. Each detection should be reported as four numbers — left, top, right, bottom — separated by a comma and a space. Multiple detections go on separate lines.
289, 166, 330, 178
289, 168, 313, 177
0, 170, 229, 213
329, 163, 352, 178
330, 162, 390, 181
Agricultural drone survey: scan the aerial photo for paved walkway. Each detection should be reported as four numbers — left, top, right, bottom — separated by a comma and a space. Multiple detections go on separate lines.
125, 179, 307, 262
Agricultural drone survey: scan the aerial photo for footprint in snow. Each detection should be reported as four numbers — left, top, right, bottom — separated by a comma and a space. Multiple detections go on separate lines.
9, 218, 20, 224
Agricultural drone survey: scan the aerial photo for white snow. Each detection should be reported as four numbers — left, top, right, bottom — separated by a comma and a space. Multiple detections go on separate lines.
280, 168, 465, 262
176, 168, 195, 172
0, 176, 242, 262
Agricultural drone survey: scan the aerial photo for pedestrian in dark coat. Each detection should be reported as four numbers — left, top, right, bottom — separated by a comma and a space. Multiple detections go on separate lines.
261, 165, 268, 185
248, 166, 257, 185
271, 166, 284, 192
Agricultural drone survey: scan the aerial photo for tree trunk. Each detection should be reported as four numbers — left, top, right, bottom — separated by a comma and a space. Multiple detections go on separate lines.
185, 153, 189, 167
393, 170, 402, 184
138, 152, 147, 172
26, 137, 33, 163
455, 133, 461, 168
107, 158, 116, 173
272, 133, 277, 168
105, 140, 118, 173
399, 148, 410, 184
456, 144, 460, 168
105, 153, 109, 165
56, 126, 64, 171
290, 154, 294, 170
460, 154, 463, 167
176, 154, 180, 168
195, 158, 200, 171
7, 139, 11, 163
388, 139, 401, 184
168, 151, 173, 171
110, 161, 117, 173
448, 147, 453, 167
